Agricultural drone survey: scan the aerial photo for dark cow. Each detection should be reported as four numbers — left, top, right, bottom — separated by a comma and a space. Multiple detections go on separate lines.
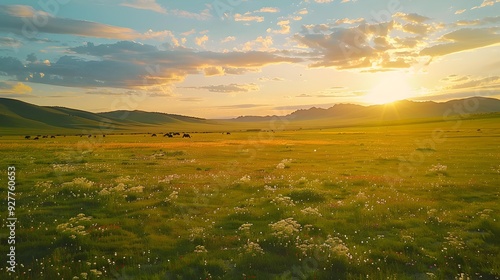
173, 132, 180, 136
33, 137, 39, 140
182, 133, 191, 138
151, 134, 157, 137
50, 135, 56, 138
103, 134, 106, 137
42, 135, 48, 138
88, 135, 92, 138
164, 133, 173, 138
25, 136, 31, 139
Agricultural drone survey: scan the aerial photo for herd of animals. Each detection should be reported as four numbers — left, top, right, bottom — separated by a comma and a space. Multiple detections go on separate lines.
23, 132, 233, 140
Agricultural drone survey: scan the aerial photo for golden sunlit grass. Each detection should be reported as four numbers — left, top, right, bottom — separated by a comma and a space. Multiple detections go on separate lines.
0, 116, 498, 279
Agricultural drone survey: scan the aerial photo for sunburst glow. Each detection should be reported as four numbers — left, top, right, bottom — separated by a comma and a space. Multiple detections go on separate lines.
363, 72, 415, 105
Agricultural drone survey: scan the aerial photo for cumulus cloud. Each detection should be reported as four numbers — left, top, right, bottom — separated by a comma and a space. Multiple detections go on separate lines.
294, 21, 399, 69
0, 81, 32, 94
195, 35, 209, 46
268, 20, 291, 34
221, 36, 236, 43
0, 41, 300, 90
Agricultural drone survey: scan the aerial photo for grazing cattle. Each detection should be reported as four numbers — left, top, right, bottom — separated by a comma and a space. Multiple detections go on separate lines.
164, 133, 173, 138
50, 135, 56, 138
103, 134, 106, 137
226, 132, 231, 135
182, 133, 191, 138
25, 136, 31, 139
173, 132, 180, 136
151, 134, 157, 137
42, 135, 48, 138
33, 137, 39, 140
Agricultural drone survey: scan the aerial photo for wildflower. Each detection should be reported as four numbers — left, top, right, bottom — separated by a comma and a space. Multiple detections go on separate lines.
271, 194, 296, 207
194, 245, 207, 253
428, 164, 447, 174
243, 240, 264, 256
239, 175, 251, 182
128, 185, 144, 193
301, 207, 322, 217
276, 159, 292, 169
238, 223, 253, 232
269, 218, 301, 239
62, 177, 94, 188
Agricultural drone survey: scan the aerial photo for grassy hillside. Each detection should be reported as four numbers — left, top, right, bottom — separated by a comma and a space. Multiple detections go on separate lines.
1, 116, 498, 279
1, 97, 500, 135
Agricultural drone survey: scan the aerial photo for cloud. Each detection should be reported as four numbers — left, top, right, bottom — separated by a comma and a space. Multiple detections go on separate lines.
0, 81, 32, 94
444, 75, 500, 91
0, 41, 300, 90
0, 36, 22, 49
182, 83, 259, 93
255, 7, 280, 13
0, 5, 139, 39
335, 18, 365, 25
471, 0, 500, 10
221, 36, 236, 43
268, 20, 291, 34
195, 35, 209, 46
295, 21, 398, 69
455, 9, 466, 15
169, 8, 212, 21
297, 8, 308, 15
234, 13, 264, 22
259, 77, 284, 82
455, 16, 500, 26
394, 12, 431, 23
420, 28, 500, 57
217, 104, 266, 109
120, 0, 166, 14
243, 36, 273, 51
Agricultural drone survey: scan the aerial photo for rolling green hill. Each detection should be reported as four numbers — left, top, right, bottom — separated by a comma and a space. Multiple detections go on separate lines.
1, 96, 500, 135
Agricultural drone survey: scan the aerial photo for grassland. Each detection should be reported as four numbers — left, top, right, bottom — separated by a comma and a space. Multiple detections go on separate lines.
0, 115, 499, 279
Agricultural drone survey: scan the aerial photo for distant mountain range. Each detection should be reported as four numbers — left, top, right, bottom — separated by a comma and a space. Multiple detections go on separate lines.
233, 97, 500, 122
1, 96, 500, 134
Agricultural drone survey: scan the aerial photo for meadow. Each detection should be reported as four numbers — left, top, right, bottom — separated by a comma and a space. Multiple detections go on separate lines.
0, 115, 499, 279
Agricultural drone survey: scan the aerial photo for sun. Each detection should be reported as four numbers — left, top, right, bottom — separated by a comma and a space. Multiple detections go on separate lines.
363, 72, 414, 105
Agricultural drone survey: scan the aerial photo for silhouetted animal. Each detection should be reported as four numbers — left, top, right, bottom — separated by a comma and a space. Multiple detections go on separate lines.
164, 133, 173, 138
33, 137, 39, 140
50, 136, 56, 138
42, 135, 48, 138
103, 134, 106, 137
173, 132, 180, 136
88, 135, 92, 138
182, 133, 191, 138
151, 134, 157, 137
25, 136, 31, 139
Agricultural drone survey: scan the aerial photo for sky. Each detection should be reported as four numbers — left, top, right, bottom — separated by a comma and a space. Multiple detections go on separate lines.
0, 0, 499, 118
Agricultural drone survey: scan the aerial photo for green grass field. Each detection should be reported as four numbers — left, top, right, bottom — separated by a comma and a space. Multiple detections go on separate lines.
1, 115, 499, 279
